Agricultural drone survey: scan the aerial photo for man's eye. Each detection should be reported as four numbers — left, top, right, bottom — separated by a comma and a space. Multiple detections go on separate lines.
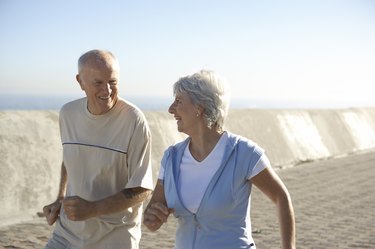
109, 81, 117, 85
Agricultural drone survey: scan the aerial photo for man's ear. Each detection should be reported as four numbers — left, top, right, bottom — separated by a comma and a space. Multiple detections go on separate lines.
76, 74, 85, 91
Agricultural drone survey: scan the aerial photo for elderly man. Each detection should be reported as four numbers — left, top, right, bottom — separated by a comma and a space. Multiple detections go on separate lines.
43, 49, 153, 249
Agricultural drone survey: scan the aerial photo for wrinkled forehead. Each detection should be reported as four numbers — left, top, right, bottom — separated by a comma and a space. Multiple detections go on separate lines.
79, 52, 119, 73
80, 60, 120, 81
88, 56, 119, 70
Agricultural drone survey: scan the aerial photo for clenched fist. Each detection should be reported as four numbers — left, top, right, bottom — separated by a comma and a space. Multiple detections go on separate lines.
43, 199, 62, 225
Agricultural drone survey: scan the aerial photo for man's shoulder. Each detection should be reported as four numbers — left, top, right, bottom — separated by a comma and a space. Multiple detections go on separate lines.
116, 97, 146, 120
60, 97, 86, 111
59, 98, 85, 115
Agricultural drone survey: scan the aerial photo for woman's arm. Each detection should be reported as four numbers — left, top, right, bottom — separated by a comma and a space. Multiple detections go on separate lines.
251, 166, 296, 249
143, 180, 173, 231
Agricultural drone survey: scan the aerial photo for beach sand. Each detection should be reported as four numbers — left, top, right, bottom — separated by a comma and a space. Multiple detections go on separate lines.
1, 151, 375, 248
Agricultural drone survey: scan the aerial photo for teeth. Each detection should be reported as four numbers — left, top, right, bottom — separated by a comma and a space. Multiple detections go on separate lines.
99, 96, 110, 100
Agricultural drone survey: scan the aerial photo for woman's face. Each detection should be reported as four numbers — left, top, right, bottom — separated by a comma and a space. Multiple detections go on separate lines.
168, 92, 199, 134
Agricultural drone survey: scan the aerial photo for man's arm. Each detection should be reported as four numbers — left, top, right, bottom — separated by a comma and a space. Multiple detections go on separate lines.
62, 187, 152, 221
57, 162, 67, 199
43, 162, 67, 225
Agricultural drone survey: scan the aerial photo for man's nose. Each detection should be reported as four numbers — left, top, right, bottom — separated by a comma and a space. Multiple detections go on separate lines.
102, 83, 111, 94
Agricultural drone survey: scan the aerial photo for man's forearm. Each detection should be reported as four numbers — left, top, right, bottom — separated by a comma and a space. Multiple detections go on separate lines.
121, 187, 151, 201
92, 187, 152, 217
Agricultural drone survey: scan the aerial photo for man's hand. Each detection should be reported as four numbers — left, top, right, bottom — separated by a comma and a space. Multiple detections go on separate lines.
62, 196, 97, 221
143, 202, 174, 232
43, 199, 62, 225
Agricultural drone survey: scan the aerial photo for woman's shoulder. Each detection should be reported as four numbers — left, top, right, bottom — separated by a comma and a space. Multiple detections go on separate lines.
225, 132, 266, 170
226, 131, 256, 146
167, 138, 189, 152
225, 131, 264, 155
161, 138, 189, 166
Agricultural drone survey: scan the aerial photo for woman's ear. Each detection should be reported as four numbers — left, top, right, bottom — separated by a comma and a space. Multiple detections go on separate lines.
196, 105, 204, 116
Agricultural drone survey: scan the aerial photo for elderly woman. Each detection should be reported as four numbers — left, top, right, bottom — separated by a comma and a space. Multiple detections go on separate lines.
143, 70, 295, 249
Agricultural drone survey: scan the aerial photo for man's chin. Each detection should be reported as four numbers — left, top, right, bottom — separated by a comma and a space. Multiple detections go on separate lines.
97, 97, 117, 112
100, 97, 115, 105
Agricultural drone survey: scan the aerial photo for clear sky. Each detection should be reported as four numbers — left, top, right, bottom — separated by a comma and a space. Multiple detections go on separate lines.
1, 0, 374, 108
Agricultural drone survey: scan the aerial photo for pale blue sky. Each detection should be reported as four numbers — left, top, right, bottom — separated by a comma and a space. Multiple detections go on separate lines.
1, 0, 374, 108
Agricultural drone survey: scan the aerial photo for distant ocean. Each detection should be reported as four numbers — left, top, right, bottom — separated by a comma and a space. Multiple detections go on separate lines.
0, 94, 174, 111
0, 93, 266, 111
0, 93, 371, 111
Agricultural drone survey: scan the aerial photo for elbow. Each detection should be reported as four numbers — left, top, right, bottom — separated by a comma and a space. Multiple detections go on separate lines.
275, 189, 294, 211
145, 189, 153, 200
139, 188, 153, 202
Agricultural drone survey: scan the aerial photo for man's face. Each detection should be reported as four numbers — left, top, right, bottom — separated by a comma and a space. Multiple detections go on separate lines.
77, 59, 120, 115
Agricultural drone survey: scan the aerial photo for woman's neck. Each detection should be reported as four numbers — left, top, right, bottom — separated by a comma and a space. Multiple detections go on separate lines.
189, 128, 223, 162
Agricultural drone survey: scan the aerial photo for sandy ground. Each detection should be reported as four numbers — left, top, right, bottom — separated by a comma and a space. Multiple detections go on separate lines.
1, 151, 375, 248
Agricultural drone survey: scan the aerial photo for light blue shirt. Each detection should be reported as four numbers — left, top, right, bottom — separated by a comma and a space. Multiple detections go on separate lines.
162, 132, 265, 249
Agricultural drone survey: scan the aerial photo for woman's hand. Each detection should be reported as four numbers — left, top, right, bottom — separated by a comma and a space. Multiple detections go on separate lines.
143, 202, 174, 231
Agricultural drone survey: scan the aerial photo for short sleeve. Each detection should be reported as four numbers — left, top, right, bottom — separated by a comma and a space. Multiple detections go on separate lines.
158, 163, 165, 180
158, 147, 171, 180
247, 153, 271, 179
125, 114, 154, 190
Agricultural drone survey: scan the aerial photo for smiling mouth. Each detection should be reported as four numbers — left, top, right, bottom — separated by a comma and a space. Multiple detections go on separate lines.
99, 96, 111, 100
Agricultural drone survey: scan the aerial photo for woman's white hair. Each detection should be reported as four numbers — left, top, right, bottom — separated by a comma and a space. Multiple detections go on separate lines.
173, 70, 231, 131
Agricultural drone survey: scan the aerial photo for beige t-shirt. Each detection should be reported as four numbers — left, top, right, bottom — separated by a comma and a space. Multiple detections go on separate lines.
55, 97, 153, 249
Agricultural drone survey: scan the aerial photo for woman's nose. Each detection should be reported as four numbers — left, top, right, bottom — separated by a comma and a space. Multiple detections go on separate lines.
168, 102, 175, 114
